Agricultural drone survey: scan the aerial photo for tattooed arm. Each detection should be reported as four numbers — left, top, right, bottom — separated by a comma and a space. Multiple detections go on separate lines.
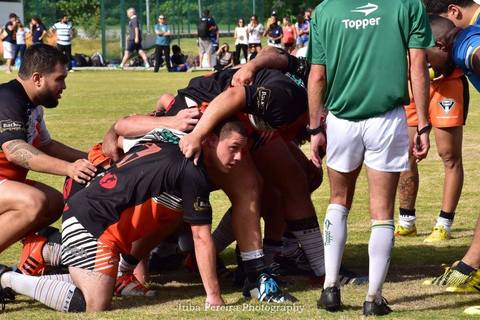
2, 139, 96, 184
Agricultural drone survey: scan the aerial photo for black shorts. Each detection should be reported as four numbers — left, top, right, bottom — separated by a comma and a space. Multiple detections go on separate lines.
127, 41, 143, 53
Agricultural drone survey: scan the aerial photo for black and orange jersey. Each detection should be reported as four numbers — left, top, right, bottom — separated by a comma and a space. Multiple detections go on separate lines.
0, 80, 52, 181
62, 141, 214, 248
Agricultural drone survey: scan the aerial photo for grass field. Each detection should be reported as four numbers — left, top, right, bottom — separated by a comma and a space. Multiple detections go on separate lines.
0, 69, 479, 319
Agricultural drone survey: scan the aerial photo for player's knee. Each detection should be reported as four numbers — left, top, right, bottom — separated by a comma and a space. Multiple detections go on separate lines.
439, 150, 462, 170
18, 192, 48, 223
67, 288, 86, 312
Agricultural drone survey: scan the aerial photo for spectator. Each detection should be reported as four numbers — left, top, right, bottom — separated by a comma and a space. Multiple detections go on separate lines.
153, 15, 171, 72
248, 44, 258, 60
264, 16, 283, 48
247, 15, 264, 55
1, 13, 18, 74
51, 14, 74, 71
197, 9, 216, 68
282, 16, 297, 52
214, 43, 233, 71
30, 17, 47, 45
304, 8, 312, 22
171, 45, 190, 72
14, 21, 27, 66
211, 21, 220, 55
295, 14, 309, 48
234, 18, 248, 65
120, 8, 150, 69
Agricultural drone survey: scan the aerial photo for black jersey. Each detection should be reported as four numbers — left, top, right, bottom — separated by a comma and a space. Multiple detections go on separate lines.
63, 141, 214, 240
170, 56, 309, 129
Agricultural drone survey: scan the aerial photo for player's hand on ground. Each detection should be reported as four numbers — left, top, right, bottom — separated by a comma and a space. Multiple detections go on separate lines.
67, 159, 97, 184
231, 65, 255, 86
310, 132, 326, 168
205, 295, 225, 309
179, 133, 202, 165
413, 131, 430, 162
174, 108, 201, 131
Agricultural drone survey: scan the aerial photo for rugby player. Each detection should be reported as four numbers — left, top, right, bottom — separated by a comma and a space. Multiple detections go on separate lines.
425, 0, 480, 27
307, 0, 432, 316
420, 16, 480, 314
0, 119, 250, 312
395, 0, 480, 242
0, 44, 96, 265
109, 60, 326, 301
396, 58, 469, 243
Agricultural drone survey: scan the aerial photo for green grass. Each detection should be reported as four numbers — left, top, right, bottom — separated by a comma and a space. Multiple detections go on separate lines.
0, 70, 479, 319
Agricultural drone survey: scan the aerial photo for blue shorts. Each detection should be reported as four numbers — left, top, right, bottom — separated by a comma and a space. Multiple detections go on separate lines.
127, 41, 143, 53
296, 36, 309, 46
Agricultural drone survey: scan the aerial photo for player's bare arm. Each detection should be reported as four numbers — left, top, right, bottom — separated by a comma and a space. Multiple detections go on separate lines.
39, 140, 88, 161
114, 108, 201, 137
179, 86, 246, 164
3, 139, 96, 183
191, 224, 224, 307
409, 48, 431, 161
231, 46, 289, 86
307, 64, 327, 168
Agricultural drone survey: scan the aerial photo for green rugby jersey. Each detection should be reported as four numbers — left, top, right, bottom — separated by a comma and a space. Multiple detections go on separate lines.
307, 0, 434, 120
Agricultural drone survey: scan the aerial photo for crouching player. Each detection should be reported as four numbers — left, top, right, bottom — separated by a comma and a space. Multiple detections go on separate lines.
0, 119, 248, 312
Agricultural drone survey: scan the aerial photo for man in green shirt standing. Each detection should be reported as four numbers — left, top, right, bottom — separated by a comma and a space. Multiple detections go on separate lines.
307, 0, 433, 316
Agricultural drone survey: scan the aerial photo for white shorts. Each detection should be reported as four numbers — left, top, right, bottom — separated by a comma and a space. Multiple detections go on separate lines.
326, 106, 409, 173
2, 41, 14, 60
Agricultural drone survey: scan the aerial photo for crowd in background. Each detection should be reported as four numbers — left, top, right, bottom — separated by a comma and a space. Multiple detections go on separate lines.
1, 8, 312, 73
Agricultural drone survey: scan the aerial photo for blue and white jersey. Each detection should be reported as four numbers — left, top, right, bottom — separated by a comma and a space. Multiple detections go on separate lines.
452, 25, 480, 91
52, 22, 73, 46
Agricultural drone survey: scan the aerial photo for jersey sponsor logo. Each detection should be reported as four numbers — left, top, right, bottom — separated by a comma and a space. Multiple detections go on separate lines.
438, 99, 456, 114
99, 172, 118, 189
351, 3, 378, 16
193, 197, 211, 212
0, 120, 24, 133
344, 3, 381, 29
255, 87, 271, 115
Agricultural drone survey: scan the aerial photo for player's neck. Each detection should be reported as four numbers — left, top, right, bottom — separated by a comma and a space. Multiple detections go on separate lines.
462, 5, 480, 27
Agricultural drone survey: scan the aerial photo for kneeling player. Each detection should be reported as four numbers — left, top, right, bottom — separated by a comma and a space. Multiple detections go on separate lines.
0, 119, 247, 312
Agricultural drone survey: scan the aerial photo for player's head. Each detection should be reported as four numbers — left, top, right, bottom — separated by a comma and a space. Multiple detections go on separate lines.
425, 0, 477, 27
204, 118, 248, 173
127, 8, 136, 18
425, 15, 458, 77
60, 14, 69, 23
18, 44, 68, 108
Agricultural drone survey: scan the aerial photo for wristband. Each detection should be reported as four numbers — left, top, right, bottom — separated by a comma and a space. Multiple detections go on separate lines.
306, 123, 325, 135
417, 124, 432, 135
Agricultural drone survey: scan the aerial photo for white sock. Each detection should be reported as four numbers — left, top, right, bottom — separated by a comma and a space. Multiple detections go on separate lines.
366, 220, 394, 303
118, 255, 138, 277
398, 215, 416, 229
435, 217, 453, 232
42, 242, 62, 266
41, 273, 73, 283
1, 271, 79, 312
323, 203, 349, 288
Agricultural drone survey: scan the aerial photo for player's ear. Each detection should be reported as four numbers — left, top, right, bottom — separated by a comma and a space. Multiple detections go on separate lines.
32, 72, 43, 87
447, 4, 462, 20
